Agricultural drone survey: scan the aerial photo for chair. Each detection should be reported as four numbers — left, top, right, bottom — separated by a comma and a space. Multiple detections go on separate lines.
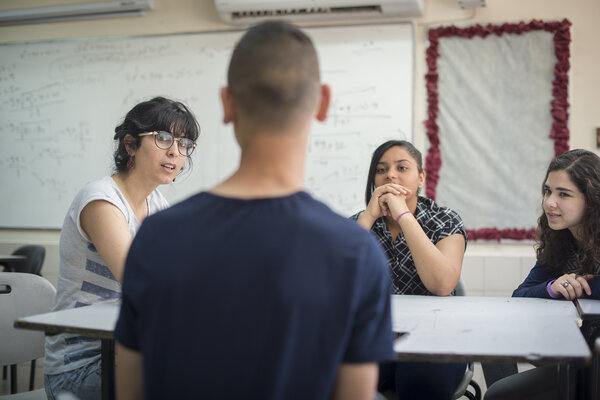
1, 246, 47, 390
0, 272, 56, 398
481, 361, 518, 389
4, 246, 46, 275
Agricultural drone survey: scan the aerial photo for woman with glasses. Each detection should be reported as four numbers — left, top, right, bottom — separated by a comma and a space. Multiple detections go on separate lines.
44, 96, 200, 400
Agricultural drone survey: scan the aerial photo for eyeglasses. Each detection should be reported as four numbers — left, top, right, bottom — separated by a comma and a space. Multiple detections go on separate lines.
138, 131, 196, 156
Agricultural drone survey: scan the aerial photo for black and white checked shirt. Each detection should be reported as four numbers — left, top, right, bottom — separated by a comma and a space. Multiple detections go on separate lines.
352, 196, 467, 295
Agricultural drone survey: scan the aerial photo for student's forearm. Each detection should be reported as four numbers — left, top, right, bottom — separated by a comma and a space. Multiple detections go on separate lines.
357, 211, 376, 231
330, 363, 378, 400
398, 214, 461, 295
116, 343, 144, 400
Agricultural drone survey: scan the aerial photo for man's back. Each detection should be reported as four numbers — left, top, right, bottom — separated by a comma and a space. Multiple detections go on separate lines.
116, 191, 392, 399
115, 20, 394, 400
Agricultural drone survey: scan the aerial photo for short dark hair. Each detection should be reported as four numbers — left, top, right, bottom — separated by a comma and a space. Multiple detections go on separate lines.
227, 20, 320, 130
364, 140, 423, 206
537, 149, 600, 274
113, 96, 200, 173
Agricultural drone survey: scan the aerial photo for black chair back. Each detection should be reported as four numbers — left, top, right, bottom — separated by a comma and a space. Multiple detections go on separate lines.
11, 245, 46, 275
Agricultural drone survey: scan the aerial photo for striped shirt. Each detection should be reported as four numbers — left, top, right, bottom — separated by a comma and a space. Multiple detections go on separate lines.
352, 196, 467, 295
44, 176, 169, 375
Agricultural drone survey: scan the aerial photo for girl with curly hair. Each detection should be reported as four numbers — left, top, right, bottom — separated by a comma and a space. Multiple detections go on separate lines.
485, 149, 600, 400
514, 148, 600, 300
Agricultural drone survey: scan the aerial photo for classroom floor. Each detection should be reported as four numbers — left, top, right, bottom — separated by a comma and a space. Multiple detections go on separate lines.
0, 358, 535, 398
0, 359, 493, 398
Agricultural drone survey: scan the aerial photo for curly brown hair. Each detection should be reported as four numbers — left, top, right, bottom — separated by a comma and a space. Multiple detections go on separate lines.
536, 149, 600, 274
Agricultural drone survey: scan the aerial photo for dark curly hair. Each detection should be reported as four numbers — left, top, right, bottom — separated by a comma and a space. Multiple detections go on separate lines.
113, 96, 200, 173
536, 149, 600, 275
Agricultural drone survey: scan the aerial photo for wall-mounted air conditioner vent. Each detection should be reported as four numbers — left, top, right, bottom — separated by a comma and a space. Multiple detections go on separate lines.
231, 5, 384, 20
0, 0, 154, 26
216, 0, 424, 25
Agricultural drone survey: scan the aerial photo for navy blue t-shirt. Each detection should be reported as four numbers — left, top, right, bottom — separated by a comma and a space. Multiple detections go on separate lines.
115, 191, 394, 400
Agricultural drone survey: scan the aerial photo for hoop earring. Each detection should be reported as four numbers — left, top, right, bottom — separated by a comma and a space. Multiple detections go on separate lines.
127, 155, 135, 169
173, 159, 187, 182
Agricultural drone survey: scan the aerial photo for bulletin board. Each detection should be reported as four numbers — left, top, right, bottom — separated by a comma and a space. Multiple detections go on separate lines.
424, 20, 571, 240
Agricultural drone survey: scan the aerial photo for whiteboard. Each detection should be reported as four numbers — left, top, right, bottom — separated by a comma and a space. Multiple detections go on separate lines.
0, 23, 413, 229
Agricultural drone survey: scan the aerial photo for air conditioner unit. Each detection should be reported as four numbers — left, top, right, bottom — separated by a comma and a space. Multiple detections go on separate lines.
0, 0, 154, 26
215, 0, 424, 25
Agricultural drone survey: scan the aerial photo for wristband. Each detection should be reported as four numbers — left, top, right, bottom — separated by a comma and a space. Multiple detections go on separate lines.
395, 211, 411, 223
547, 279, 561, 299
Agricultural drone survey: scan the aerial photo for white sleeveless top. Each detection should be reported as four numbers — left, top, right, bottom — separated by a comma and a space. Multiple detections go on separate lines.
44, 176, 169, 375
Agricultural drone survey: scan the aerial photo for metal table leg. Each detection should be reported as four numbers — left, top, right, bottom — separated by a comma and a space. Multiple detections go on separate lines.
558, 362, 570, 400
101, 338, 115, 400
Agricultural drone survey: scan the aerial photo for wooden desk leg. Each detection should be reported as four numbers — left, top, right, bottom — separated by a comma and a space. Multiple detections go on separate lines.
101, 339, 115, 400
558, 362, 570, 400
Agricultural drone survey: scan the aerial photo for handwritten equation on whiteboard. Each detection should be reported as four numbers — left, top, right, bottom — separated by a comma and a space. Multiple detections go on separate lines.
0, 24, 413, 229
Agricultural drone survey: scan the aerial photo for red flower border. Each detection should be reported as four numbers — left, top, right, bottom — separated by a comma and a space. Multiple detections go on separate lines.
424, 19, 571, 241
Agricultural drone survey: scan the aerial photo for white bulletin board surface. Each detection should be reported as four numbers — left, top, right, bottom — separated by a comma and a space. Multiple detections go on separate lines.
0, 23, 413, 229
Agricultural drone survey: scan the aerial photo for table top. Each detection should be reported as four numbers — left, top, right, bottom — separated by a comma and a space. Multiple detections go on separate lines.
14, 300, 119, 340
391, 295, 591, 364
14, 295, 592, 365
0, 254, 26, 262
575, 299, 600, 318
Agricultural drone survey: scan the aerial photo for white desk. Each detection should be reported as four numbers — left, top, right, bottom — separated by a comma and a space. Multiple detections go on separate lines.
391, 295, 591, 400
14, 296, 592, 400
576, 298, 600, 317
391, 295, 590, 363
14, 300, 119, 400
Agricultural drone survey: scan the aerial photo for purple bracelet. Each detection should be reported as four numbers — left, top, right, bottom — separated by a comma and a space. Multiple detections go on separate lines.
547, 279, 561, 299
395, 210, 411, 223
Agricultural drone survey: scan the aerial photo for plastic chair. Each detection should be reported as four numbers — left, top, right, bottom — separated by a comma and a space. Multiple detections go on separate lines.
481, 361, 518, 389
1, 246, 47, 389
5, 246, 46, 275
0, 272, 56, 398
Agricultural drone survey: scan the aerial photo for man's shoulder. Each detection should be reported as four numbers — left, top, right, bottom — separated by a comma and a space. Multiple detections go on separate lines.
149, 191, 211, 218
296, 197, 374, 238
140, 191, 376, 248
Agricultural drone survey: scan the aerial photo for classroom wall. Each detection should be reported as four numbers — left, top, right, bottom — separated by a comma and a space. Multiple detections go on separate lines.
1, 0, 599, 293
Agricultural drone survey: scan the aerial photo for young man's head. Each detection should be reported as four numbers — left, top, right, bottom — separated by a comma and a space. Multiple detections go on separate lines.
223, 20, 327, 132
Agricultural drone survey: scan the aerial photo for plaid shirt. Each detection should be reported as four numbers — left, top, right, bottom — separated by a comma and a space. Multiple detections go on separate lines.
352, 196, 467, 295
